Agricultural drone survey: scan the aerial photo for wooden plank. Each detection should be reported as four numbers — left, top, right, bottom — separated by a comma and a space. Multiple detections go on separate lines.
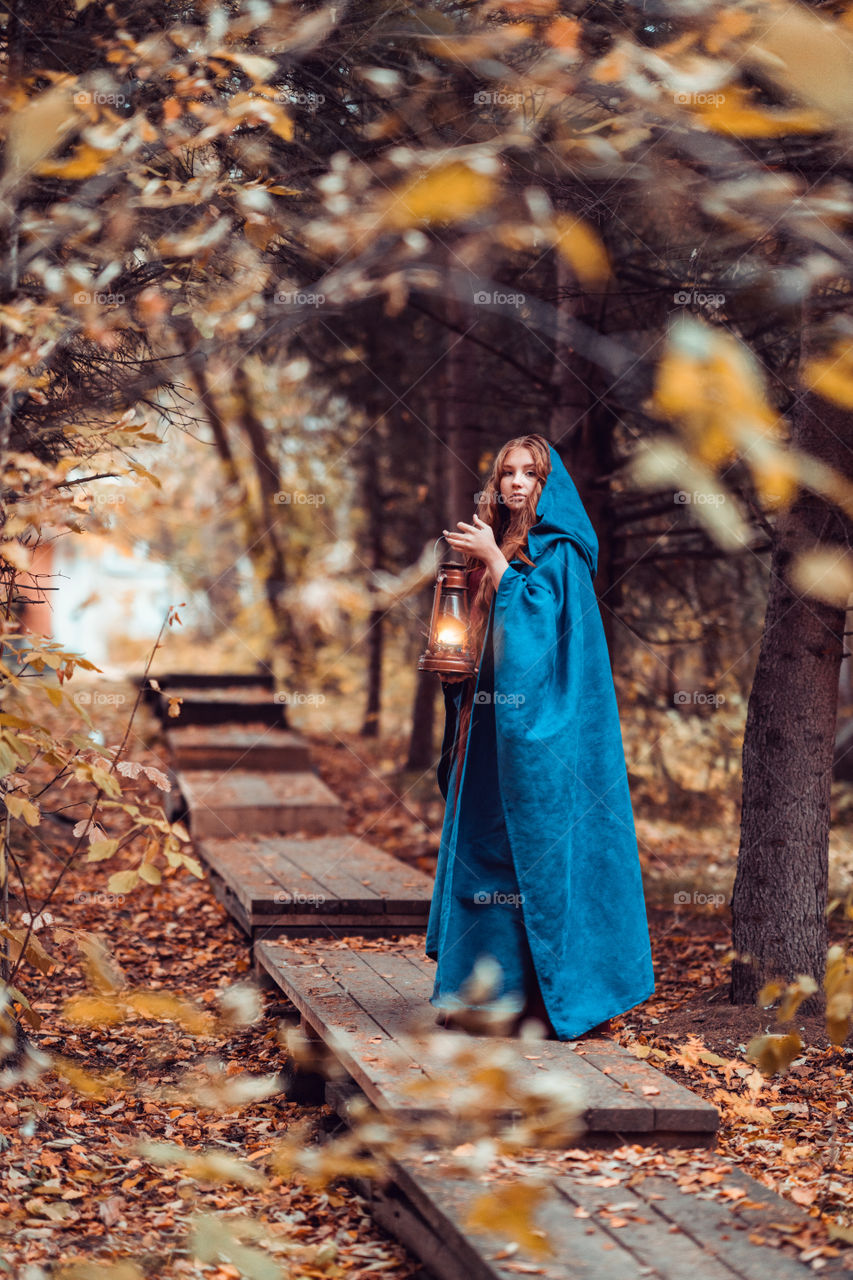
254, 941, 431, 1115
608, 1170, 853, 1280
379, 1157, 663, 1280
255, 940, 673, 1133
203, 837, 361, 917
250, 835, 434, 912
358, 1164, 503, 1280
553, 1174, 741, 1280
571, 1043, 720, 1132
346, 948, 715, 1136
165, 724, 311, 771
195, 835, 432, 927
176, 769, 346, 838
367, 1154, 853, 1280
157, 685, 285, 726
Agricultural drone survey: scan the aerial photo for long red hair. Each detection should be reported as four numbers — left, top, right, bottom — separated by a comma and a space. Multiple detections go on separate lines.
447, 434, 552, 810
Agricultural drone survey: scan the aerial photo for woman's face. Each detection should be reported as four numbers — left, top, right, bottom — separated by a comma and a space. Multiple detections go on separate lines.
499, 447, 538, 512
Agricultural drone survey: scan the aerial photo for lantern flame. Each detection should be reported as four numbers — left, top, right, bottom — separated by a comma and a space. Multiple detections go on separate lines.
436, 618, 465, 647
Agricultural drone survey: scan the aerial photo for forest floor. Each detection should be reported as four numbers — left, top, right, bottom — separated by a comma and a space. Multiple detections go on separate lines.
3, 679, 853, 1276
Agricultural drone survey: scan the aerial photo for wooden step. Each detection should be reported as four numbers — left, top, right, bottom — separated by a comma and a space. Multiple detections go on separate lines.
155, 685, 287, 726
147, 670, 275, 689
137, 670, 274, 708
196, 834, 433, 939
255, 937, 719, 1142
357, 1150, 851, 1280
165, 723, 311, 772
176, 769, 346, 840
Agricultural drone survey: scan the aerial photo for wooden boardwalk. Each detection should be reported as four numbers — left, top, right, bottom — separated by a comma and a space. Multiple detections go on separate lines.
148, 671, 851, 1280
360, 1152, 852, 1280
152, 673, 434, 939
199, 834, 432, 940
255, 935, 719, 1143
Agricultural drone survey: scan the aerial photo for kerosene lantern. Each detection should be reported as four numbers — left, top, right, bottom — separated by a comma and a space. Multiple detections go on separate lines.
418, 538, 477, 677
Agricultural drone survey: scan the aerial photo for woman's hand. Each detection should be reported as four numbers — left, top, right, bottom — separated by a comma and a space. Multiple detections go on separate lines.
442, 514, 497, 562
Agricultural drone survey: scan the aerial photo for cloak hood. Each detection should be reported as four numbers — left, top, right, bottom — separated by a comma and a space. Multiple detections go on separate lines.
526, 443, 598, 578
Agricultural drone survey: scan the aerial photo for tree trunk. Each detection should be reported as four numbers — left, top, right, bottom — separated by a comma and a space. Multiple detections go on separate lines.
547, 251, 621, 657
730, 311, 853, 1010
406, 412, 442, 770
360, 405, 387, 736
444, 294, 481, 524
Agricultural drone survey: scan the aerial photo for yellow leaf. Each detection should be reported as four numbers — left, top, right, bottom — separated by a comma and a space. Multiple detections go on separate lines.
381, 161, 496, 229
51, 1052, 129, 1097
789, 549, 853, 607
749, 2, 853, 128
178, 854, 204, 879
87, 838, 120, 862
124, 459, 162, 488
751, 456, 799, 510
551, 215, 610, 286
0, 923, 55, 974
704, 7, 754, 54
4, 85, 78, 185
138, 861, 162, 885
802, 344, 853, 408
464, 1182, 554, 1256
267, 111, 295, 142
37, 142, 111, 179
745, 1031, 802, 1076
4, 794, 40, 826
650, 320, 782, 472
215, 50, 278, 80
108, 869, 139, 894
0, 540, 32, 571
126, 989, 213, 1033
63, 993, 126, 1026
684, 84, 826, 136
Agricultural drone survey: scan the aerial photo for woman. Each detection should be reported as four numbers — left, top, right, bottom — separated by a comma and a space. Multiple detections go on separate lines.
425, 434, 655, 1039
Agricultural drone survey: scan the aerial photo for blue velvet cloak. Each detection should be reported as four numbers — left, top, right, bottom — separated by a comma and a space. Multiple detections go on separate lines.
426, 444, 655, 1039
